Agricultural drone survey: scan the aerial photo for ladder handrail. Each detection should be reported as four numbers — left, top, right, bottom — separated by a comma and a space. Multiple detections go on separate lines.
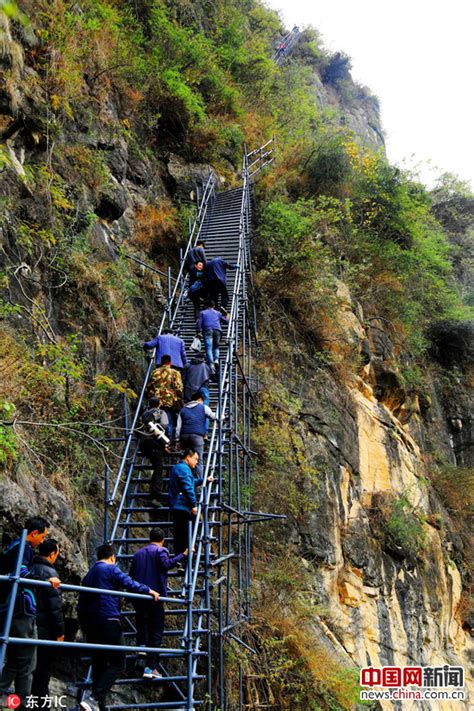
108, 170, 216, 505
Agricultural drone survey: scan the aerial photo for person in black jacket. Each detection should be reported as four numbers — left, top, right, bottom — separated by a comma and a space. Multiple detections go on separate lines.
30, 539, 64, 697
202, 257, 238, 310
0, 516, 60, 710
129, 528, 187, 679
185, 240, 206, 271
187, 261, 205, 319
137, 397, 170, 503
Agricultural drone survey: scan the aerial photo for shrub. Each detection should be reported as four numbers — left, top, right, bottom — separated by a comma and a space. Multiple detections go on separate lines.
369, 491, 426, 559
305, 135, 351, 196
321, 51, 352, 85
133, 200, 180, 255
0, 401, 18, 468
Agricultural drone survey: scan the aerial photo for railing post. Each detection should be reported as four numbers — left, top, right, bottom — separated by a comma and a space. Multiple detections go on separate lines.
167, 266, 172, 327
104, 463, 110, 542
186, 520, 194, 711
123, 392, 130, 436
0, 529, 27, 673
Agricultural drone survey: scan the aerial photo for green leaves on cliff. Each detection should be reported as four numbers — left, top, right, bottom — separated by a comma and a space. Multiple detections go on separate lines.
0, 401, 18, 468
369, 491, 427, 559
257, 139, 473, 362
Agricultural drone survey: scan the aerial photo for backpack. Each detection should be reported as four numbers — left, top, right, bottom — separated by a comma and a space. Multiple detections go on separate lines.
0, 539, 37, 619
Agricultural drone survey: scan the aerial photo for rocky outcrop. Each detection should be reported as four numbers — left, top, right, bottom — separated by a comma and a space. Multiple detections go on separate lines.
311, 68, 385, 151
275, 289, 473, 707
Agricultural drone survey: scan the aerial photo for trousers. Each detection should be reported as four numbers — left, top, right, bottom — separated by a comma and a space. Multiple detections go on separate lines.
172, 510, 194, 555
134, 601, 165, 670
0, 616, 37, 710
85, 620, 126, 705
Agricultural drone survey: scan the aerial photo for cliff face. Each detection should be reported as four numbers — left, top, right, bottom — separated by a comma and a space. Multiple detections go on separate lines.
250, 280, 473, 706
286, 306, 472, 702
1, 3, 473, 708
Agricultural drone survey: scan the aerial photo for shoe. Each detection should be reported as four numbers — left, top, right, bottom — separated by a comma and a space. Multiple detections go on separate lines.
138, 646, 147, 657
143, 666, 162, 679
80, 697, 100, 711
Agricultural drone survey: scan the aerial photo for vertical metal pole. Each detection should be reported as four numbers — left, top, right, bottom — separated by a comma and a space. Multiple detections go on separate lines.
0, 529, 27, 673
203, 483, 212, 706
104, 464, 110, 542
239, 664, 244, 711
123, 393, 130, 436
217, 359, 224, 710
186, 520, 194, 711
167, 266, 172, 327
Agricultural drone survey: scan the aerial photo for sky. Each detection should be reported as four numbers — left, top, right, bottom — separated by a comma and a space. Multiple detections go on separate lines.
266, 0, 474, 189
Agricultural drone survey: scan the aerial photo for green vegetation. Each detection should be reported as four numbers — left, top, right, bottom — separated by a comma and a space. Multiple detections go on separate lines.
256, 140, 473, 368
0, 401, 18, 467
1, 0, 473, 706
369, 491, 427, 558
252, 366, 319, 524
225, 555, 363, 710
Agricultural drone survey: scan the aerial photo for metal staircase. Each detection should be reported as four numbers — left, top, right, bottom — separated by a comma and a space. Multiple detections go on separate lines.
99, 139, 278, 709
0, 139, 280, 710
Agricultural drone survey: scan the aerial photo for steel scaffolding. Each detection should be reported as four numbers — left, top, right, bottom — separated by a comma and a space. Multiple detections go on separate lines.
0, 139, 281, 710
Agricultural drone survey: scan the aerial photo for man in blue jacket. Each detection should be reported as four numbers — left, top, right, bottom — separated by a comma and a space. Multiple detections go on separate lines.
143, 328, 188, 370
197, 301, 229, 372
169, 449, 213, 555
78, 544, 160, 711
183, 355, 214, 433
202, 257, 238, 310
129, 528, 187, 680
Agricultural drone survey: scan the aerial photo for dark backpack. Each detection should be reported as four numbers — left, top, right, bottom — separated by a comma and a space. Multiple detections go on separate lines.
0, 539, 36, 619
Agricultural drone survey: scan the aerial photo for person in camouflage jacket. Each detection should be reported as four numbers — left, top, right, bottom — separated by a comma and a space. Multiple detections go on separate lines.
147, 355, 183, 440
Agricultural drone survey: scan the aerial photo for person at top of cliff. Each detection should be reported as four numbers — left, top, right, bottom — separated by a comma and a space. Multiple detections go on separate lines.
202, 257, 238, 311
0, 517, 61, 711
185, 240, 206, 271
129, 528, 187, 680
78, 544, 160, 711
143, 328, 188, 370
30, 539, 65, 698
146, 355, 183, 442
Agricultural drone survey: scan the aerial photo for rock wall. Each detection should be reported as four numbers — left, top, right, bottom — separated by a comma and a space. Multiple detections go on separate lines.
280, 288, 473, 708
1, 8, 471, 709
